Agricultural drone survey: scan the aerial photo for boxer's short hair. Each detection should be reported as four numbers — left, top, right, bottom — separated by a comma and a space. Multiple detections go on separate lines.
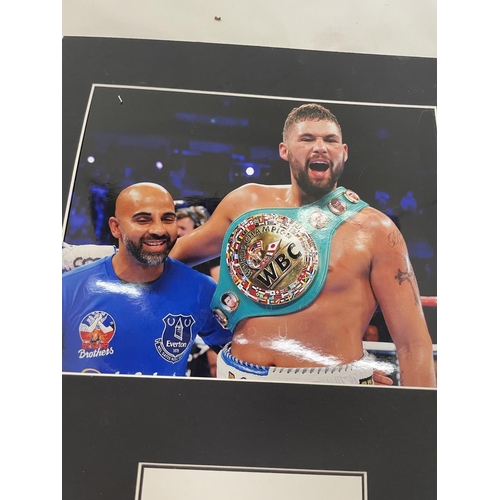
283, 103, 341, 141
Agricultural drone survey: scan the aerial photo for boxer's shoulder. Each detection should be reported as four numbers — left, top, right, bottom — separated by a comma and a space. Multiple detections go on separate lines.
346, 206, 394, 230
222, 183, 289, 210
335, 207, 404, 255
345, 207, 408, 255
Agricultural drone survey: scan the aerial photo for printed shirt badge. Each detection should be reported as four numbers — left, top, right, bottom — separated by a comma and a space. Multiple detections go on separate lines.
155, 314, 195, 363
226, 213, 319, 305
79, 311, 116, 350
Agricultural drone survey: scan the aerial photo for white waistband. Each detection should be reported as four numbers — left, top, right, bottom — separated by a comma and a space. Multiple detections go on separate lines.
217, 344, 374, 385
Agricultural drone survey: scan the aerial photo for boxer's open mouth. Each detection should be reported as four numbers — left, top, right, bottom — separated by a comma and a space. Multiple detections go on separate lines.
309, 161, 329, 172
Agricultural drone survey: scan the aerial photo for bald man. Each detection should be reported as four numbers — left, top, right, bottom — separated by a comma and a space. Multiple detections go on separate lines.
62, 183, 231, 376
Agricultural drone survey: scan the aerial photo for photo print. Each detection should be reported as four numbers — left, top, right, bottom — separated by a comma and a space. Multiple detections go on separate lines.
63, 84, 437, 385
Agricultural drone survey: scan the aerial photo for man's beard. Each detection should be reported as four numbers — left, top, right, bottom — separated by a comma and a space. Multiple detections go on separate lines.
123, 234, 175, 266
294, 160, 344, 199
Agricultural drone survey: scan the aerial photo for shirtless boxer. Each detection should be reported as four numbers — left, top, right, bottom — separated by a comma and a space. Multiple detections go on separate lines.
168, 104, 437, 388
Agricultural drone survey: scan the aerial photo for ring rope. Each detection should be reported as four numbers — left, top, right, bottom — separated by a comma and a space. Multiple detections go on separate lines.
420, 296, 437, 307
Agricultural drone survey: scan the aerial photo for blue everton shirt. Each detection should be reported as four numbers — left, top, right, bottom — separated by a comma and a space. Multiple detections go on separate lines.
62, 256, 231, 376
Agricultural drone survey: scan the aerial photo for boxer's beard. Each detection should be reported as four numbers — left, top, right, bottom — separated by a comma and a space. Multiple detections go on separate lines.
288, 149, 345, 198
294, 162, 344, 198
123, 234, 176, 266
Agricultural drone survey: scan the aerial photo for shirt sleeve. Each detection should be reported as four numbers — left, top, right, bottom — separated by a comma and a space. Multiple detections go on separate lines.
195, 277, 232, 346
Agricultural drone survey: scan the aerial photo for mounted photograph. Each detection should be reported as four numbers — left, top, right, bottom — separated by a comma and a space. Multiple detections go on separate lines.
62, 84, 437, 388
62, 36, 437, 500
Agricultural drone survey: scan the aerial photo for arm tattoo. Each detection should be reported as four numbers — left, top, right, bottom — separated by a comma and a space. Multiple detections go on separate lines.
394, 258, 420, 306
387, 231, 402, 248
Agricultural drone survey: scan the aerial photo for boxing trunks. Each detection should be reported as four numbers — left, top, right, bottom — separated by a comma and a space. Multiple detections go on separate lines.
217, 344, 374, 385
210, 186, 368, 331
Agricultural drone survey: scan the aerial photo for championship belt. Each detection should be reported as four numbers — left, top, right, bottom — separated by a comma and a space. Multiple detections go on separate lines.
210, 186, 368, 330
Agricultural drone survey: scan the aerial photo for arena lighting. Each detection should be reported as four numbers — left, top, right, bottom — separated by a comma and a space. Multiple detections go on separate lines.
238, 161, 268, 177
156, 161, 163, 169
175, 112, 248, 127
87, 156, 95, 163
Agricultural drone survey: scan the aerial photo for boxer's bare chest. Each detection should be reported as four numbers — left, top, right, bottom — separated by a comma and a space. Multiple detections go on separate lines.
230, 189, 374, 300
230, 214, 377, 366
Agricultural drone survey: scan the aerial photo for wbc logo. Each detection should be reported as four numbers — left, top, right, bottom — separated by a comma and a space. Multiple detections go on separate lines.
246, 239, 281, 271
226, 213, 319, 305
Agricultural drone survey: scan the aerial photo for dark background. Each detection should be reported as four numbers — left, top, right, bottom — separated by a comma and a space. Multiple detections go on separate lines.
64, 88, 437, 271
62, 37, 437, 500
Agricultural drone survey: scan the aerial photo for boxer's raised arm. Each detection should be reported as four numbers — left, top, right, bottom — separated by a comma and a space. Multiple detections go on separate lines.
170, 189, 242, 266
171, 183, 277, 266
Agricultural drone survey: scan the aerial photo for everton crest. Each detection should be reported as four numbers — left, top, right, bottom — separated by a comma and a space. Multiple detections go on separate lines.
155, 314, 195, 363
226, 213, 319, 305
